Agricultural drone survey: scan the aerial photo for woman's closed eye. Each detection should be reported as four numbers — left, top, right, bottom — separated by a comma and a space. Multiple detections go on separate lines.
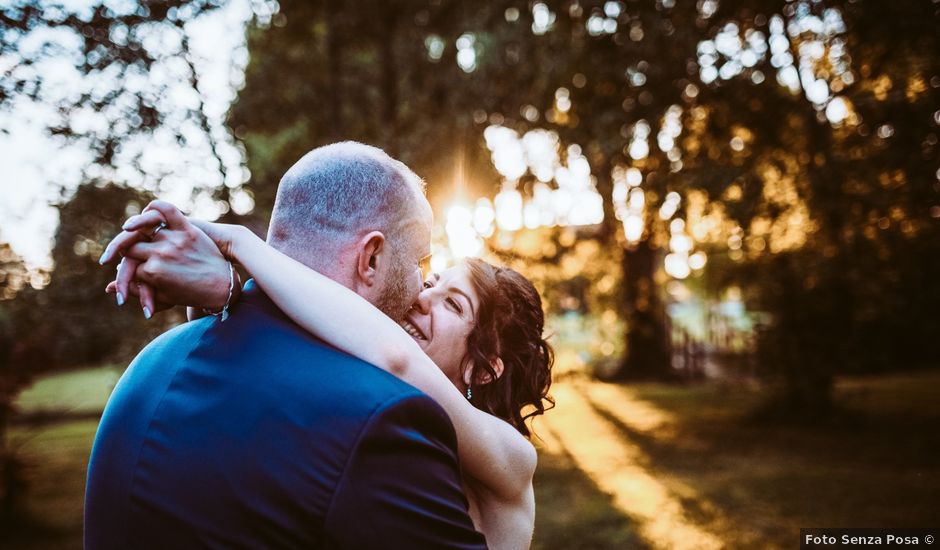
446, 296, 463, 314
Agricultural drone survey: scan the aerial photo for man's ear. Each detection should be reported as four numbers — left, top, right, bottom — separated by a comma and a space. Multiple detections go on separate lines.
355, 231, 386, 288
463, 357, 505, 387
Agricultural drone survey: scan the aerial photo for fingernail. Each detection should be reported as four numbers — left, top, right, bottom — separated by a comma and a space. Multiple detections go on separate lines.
116, 292, 125, 306
143, 307, 152, 319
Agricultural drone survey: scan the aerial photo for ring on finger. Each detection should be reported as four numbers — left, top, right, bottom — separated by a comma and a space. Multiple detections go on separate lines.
151, 221, 167, 238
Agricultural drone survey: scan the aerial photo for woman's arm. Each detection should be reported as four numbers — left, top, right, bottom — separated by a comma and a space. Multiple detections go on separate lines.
219, 224, 537, 503
467, 476, 536, 550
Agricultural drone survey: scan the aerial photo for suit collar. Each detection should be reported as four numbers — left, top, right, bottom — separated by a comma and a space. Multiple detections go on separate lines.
239, 278, 288, 320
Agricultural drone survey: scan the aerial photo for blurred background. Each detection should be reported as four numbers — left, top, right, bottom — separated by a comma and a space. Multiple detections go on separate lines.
1, 0, 938, 548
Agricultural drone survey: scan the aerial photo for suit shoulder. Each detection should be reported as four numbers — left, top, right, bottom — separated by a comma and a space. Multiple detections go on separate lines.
355, 390, 458, 452
131, 316, 214, 361
211, 304, 445, 424
323, 390, 480, 548
233, 305, 437, 406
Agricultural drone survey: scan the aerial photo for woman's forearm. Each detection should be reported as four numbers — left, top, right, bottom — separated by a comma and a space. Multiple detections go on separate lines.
230, 228, 415, 372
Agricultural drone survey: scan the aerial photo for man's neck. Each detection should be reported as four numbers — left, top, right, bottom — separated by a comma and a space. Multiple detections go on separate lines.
267, 239, 357, 291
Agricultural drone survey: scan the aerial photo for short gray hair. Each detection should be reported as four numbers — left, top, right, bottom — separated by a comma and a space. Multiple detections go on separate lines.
267, 142, 426, 270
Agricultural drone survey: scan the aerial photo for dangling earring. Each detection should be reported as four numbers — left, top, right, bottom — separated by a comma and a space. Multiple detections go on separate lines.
466, 386, 472, 401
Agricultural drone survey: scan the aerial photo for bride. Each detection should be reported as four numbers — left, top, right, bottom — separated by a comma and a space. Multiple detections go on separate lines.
104, 203, 554, 549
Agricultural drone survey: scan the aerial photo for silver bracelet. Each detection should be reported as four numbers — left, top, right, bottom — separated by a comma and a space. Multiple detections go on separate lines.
203, 261, 235, 322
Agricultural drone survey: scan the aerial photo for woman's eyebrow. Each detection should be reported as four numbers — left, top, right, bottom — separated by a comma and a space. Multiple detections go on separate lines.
447, 286, 476, 317
433, 273, 475, 316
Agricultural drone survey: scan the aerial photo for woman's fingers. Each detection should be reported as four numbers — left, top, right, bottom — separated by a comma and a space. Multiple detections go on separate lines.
121, 210, 166, 232
102, 200, 190, 320
101, 210, 172, 265
188, 219, 212, 233
106, 279, 146, 298
99, 229, 149, 265
106, 280, 141, 298
106, 278, 157, 319
142, 200, 188, 229
138, 281, 156, 319
119, 241, 161, 262
114, 257, 140, 306
102, 203, 182, 264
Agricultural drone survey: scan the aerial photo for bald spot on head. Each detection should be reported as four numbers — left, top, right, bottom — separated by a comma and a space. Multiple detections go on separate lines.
266, 141, 430, 282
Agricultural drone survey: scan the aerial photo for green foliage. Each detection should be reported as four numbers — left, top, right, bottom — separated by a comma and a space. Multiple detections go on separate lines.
0, 245, 28, 386
0, 245, 34, 437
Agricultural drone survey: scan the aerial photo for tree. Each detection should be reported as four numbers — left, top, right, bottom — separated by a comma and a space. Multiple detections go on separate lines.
0, 242, 31, 527
2, 1, 226, 164
229, 0, 938, 419
709, 0, 940, 417
0, 182, 192, 528
499, 0, 705, 378
483, 0, 939, 414
229, 0, 507, 217
229, 0, 682, 378
1, 0, 275, 230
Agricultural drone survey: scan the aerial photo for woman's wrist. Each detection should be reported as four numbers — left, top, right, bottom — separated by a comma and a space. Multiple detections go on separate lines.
226, 225, 256, 263
202, 261, 241, 321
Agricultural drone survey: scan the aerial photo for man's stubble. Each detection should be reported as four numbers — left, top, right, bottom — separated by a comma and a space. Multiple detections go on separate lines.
373, 247, 415, 323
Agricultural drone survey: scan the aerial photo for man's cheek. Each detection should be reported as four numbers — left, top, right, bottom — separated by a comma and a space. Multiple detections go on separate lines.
410, 269, 423, 301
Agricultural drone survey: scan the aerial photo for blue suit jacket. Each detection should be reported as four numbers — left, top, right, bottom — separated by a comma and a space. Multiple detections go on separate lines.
85, 281, 487, 549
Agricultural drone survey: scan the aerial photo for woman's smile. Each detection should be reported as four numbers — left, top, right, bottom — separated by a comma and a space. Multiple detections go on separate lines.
398, 265, 480, 386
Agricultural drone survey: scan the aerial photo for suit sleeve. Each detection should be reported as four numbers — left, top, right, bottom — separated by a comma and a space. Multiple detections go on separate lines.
323, 393, 488, 549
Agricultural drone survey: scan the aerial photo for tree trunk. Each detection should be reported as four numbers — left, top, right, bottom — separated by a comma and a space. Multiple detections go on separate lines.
0, 396, 25, 528
591, 156, 618, 247
763, 19, 841, 420
616, 237, 672, 379
757, 253, 836, 422
592, 157, 672, 380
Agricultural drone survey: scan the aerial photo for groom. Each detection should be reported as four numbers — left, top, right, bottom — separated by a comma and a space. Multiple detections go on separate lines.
85, 143, 487, 548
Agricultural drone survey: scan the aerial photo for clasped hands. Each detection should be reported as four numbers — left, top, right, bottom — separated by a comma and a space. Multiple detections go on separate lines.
98, 200, 241, 318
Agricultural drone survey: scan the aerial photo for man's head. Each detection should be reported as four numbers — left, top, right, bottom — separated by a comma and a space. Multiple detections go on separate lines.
267, 142, 432, 320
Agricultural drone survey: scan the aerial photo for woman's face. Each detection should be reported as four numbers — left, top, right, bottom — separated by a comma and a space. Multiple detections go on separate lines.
399, 264, 480, 388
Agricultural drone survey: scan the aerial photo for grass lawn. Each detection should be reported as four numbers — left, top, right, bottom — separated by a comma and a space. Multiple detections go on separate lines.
603, 371, 940, 547
3, 366, 938, 548
4, 366, 124, 549
13, 366, 123, 418
532, 449, 648, 549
